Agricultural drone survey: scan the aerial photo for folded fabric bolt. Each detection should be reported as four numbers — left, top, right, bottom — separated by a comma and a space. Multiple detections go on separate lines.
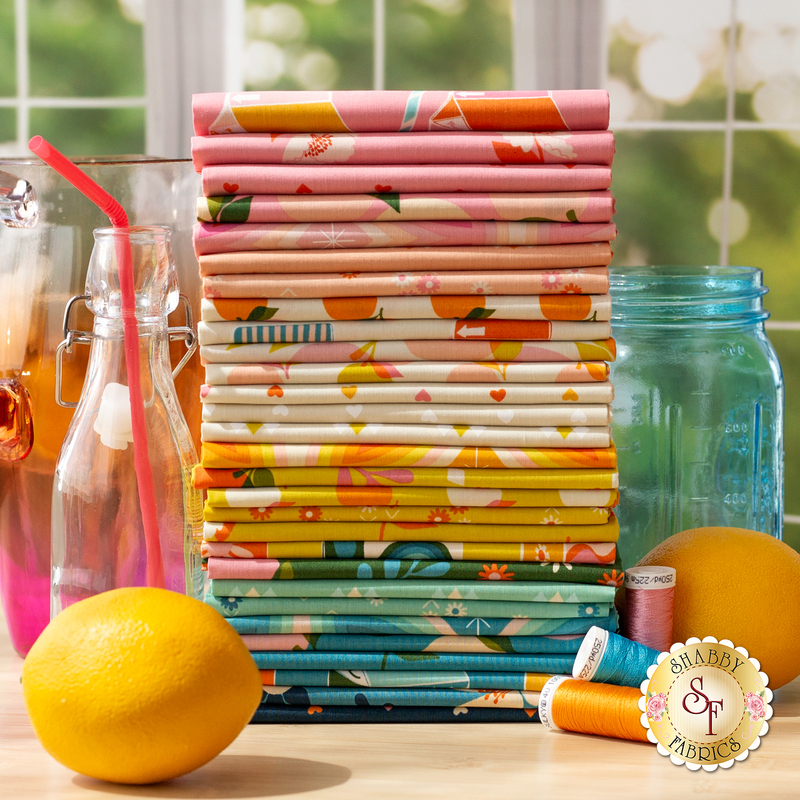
201, 163, 612, 196
259, 670, 554, 690
204, 556, 619, 582
198, 465, 619, 490
199, 244, 612, 275
208, 578, 616, 603
200, 382, 615, 406
200, 294, 613, 323
203, 505, 611, 525
248, 650, 576, 672
192, 89, 610, 136
197, 319, 612, 345
251, 704, 540, 723
206, 595, 612, 618
203, 269, 611, 300
191, 130, 615, 168
202, 517, 620, 543
200, 540, 618, 564
200, 422, 612, 448
201, 403, 611, 427
226, 612, 617, 636
258, 671, 553, 692
200, 340, 616, 366
193, 220, 616, 255
238, 633, 584, 654
197, 191, 616, 225
204, 360, 610, 386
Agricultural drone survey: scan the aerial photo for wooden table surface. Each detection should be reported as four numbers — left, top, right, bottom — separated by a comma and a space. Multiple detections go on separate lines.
2, 609, 799, 800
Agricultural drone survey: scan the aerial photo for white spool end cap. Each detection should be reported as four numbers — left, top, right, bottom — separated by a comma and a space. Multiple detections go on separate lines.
93, 382, 134, 450
624, 566, 676, 590
572, 625, 610, 680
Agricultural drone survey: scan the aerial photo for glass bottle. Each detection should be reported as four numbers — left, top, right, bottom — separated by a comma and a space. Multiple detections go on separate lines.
610, 266, 784, 568
51, 226, 203, 615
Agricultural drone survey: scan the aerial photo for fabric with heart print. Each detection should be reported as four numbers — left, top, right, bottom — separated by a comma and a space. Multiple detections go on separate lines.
203, 361, 611, 387
196, 191, 616, 226
201, 401, 610, 427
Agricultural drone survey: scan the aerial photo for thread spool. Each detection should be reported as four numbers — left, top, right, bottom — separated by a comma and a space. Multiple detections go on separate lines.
572, 626, 659, 688
538, 676, 649, 742
622, 565, 676, 652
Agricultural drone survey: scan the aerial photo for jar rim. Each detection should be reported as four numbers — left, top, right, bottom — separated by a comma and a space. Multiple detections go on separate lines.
93, 225, 171, 241
610, 265, 759, 279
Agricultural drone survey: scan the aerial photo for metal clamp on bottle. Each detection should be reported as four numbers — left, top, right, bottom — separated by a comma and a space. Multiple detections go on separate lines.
55, 293, 198, 408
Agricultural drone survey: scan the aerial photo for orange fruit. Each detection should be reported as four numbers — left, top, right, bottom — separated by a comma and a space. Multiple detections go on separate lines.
22, 588, 262, 784
635, 527, 800, 688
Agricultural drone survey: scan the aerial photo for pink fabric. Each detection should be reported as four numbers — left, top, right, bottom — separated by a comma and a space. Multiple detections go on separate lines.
202, 267, 610, 298
192, 90, 610, 136
191, 130, 615, 169
196, 191, 616, 225
193, 220, 616, 256
204, 361, 611, 386
199, 243, 613, 276
201, 163, 612, 196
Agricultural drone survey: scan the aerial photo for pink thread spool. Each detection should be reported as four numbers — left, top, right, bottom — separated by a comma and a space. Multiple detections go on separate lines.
622, 565, 676, 652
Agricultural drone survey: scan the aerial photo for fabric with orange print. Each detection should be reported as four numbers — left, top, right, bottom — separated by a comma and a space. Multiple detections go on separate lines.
202, 269, 610, 300
201, 294, 612, 323
199, 540, 617, 564
192, 131, 614, 169
192, 90, 609, 136
197, 319, 611, 346
201, 163, 611, 196
202, 515, 619, 543
204, 360, 611, 387
199, 244, 612, 276
201, 402, 611, 427
197, 444, 617, 471
197, 191, 616, 225
203, 505, 610, 525
200, 382, 614, 406
206, 556, 620, 584
193, 220, 616, 255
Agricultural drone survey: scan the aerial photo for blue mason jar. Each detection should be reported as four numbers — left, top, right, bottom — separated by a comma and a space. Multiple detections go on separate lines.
609, 266, 784, 568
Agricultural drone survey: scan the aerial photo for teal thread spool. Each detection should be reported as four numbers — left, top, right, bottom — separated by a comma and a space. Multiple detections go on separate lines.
572, 626, 660, 688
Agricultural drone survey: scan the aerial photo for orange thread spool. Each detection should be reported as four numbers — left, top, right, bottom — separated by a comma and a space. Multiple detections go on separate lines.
538, 677, 649, 742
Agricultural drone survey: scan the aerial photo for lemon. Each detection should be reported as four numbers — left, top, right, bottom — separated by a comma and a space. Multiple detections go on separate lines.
635, 527, 800, 689
22, 587, 262, 784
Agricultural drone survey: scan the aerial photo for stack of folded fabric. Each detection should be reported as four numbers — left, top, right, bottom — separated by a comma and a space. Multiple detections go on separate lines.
191, 90, 620, 723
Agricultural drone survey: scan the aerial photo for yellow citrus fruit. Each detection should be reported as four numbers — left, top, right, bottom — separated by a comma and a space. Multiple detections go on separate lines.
635, 527, 800, 689
22, 587, 262, 784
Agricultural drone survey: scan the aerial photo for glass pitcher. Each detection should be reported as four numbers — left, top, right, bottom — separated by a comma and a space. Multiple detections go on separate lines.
51, 226, 203, 614
0, 158, 202, 654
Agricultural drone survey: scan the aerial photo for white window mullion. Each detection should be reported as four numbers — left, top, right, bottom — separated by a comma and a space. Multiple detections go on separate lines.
513, 0, 605, 91
373, 0, 385, 91
719, 0, 739, 267
144, 0, 245, 158
15, 0, 29, 153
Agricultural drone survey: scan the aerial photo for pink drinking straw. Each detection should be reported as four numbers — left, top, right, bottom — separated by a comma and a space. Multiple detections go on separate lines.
29, 136, 166, 590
